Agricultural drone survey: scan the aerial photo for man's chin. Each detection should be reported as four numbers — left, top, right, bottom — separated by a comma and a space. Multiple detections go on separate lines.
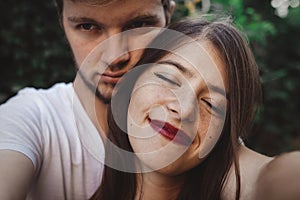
95, 90, 111, 104
77, 70, 114, 104
95, 84, 114, 104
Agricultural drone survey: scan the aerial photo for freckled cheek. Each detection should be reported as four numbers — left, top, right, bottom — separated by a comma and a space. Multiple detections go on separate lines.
129, 86, 169, 120
196, 107, 212, 139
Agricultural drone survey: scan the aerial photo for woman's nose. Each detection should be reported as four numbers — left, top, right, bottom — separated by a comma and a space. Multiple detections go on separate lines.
166, 93, 197, 123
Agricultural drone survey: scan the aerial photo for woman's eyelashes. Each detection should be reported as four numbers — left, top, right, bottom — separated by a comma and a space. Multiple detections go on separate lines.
154, 72, 181, 87
202, 98, 224, 116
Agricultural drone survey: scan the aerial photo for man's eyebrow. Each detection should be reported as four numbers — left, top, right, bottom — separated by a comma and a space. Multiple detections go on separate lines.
124, 14, 162, 25
67, 16, 101, 25
67, 14, 161, 26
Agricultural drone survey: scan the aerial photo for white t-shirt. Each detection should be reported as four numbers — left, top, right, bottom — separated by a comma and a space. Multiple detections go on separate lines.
0, 83, 105, 200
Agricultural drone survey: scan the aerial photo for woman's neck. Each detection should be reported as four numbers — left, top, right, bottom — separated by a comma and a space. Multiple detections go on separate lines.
135, 172, 186, 200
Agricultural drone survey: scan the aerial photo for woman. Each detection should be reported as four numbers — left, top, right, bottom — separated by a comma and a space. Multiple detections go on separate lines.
91, 17, 300, 200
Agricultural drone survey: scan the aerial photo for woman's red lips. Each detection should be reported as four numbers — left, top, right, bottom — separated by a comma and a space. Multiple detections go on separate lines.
149, 119, 192, 146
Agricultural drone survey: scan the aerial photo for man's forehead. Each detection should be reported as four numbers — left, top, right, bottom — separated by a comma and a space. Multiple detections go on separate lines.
67, 0, 163, 6
63, 0, 166, 27
68, 0, 118, 6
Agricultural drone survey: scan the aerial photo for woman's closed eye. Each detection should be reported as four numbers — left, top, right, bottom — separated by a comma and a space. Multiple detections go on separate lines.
202, 98, 212, 108
202, 98, 224, 116
154, 72, 181, 87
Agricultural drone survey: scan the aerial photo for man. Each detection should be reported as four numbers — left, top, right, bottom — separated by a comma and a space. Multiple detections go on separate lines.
0, 0, 175, 199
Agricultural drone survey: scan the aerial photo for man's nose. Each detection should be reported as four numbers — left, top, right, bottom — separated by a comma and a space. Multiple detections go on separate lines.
101, 31, 130, 69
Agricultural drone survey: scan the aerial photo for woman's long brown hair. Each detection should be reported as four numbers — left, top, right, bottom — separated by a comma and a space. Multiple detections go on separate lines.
90, 16, 262, 200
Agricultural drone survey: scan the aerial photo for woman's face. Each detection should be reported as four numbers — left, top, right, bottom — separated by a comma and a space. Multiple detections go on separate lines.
127, 41, 228, 175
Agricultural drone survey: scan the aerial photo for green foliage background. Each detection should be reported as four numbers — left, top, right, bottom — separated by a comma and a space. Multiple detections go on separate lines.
0, 0, 299, 156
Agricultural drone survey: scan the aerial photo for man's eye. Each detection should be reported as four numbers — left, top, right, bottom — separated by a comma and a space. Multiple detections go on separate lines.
154, 72, 181, 87
126, 21, 153, 30
77, 23, 98, 31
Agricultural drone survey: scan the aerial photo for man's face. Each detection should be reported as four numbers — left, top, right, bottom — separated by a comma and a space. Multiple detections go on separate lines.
62, 0, 172, 103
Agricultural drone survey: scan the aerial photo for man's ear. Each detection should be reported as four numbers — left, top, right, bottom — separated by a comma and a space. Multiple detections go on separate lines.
164, 0, 176, 25
168, 1, 176, 23
169, 1, 176, 15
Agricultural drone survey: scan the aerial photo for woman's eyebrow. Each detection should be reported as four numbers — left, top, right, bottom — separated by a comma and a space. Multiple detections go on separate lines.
206, 84, 228, 99
157, 60, 192, 77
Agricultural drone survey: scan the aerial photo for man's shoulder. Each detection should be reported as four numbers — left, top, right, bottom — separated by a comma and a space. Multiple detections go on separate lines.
0, 82, 74, 119
5, 82, 72, 105
17, 82, 73, 98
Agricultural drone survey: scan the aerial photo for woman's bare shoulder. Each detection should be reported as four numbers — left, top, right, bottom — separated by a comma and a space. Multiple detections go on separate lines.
224, 147, 300, 200
223, 146, 272, 200
255, 151, 300, 200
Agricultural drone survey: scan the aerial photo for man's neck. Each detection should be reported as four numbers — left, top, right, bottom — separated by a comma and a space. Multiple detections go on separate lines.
73, 76, 109, 138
